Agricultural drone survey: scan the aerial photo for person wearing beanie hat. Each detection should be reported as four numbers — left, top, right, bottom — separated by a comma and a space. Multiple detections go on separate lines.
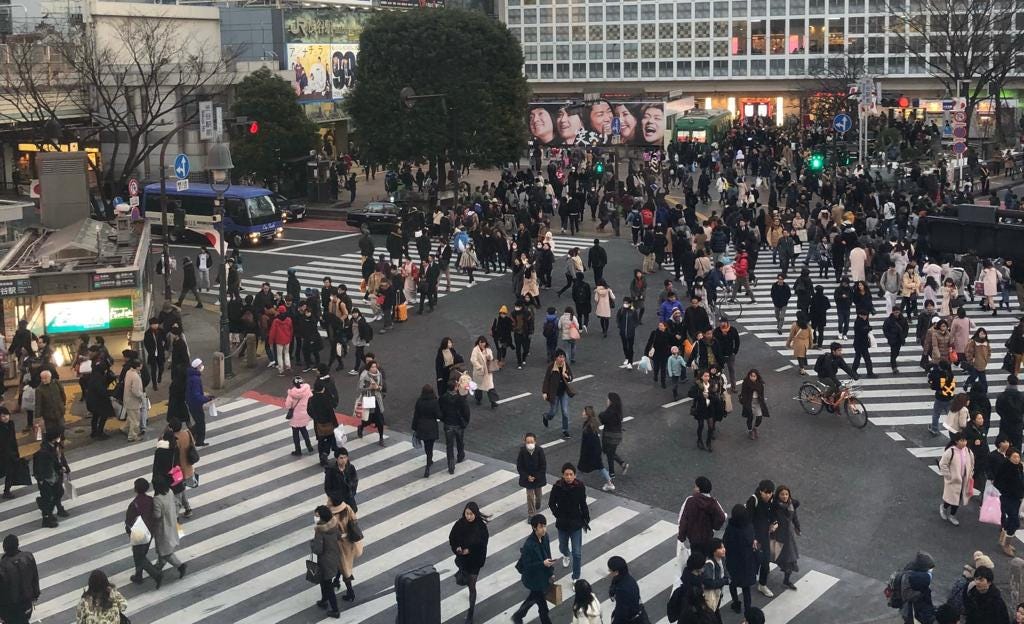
491, 307, 513, 365
901, 551, 936, 624
973, 550, 995, 572
269, 304, 295, 376
184, 358, 213, 446
0, 533, 40, 622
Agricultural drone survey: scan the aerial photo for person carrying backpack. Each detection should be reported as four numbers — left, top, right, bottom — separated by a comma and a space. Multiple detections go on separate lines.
888, 551, 935, 624
542, 308, 559, 363
928, 361, 956, 437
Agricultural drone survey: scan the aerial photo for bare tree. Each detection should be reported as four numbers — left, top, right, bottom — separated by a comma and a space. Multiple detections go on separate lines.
804, 53, 866, 127
0, 34, 83, 148
887, 0, 1023, 139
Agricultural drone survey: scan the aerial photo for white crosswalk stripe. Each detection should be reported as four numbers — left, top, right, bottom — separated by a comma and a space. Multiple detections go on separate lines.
0, 395, 844, 624
726, 249, 1021, 473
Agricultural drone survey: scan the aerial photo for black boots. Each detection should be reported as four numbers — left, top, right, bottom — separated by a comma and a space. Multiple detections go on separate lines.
342, 577, 354, 602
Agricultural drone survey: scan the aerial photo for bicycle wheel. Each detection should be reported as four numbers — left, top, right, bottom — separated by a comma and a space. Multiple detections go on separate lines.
716, 298, 742, 322
797, 383, 823, 415
844, 397, 868, 428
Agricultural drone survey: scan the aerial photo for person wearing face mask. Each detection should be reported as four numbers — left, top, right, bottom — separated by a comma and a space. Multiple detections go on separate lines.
184, 359, 214, 447
516, 433, 547, 520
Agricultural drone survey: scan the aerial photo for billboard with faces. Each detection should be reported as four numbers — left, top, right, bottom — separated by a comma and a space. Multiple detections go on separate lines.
527, 100, 666, 147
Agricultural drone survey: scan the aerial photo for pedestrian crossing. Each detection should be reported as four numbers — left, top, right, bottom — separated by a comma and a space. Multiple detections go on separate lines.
724, 250, 1021, 472
0, 395, 850, 624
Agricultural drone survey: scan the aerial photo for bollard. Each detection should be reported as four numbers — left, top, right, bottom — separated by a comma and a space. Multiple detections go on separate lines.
244, 334, 258, 368
212, 351, 226, 390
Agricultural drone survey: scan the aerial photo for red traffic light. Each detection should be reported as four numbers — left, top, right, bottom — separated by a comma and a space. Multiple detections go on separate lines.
248, 121, 260, 135
898, 96, 910, 108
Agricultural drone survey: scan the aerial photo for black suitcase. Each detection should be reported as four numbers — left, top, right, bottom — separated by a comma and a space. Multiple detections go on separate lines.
395, 565, 440, 624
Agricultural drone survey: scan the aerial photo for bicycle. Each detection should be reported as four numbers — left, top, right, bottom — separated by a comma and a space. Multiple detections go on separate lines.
709, 285, 743, 321
795, 380, 868, 428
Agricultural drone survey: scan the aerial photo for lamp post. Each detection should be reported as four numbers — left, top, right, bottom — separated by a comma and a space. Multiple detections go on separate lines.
207, 141, 234, 377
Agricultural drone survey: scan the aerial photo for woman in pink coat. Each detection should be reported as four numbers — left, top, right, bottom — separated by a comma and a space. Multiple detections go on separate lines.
285, 376, 315, 456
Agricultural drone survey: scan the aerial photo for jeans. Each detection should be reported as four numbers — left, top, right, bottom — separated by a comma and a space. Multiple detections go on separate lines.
513, 590, 552, 624
198, 268, 210, 291
444, 425, 465, 473
525, 486, 543, 519
931, 398, 951, 432
837, 308, 851, 336
562, 339, 577, 361
132, 541, 163, 581
557, 527, 583, 580
774, 307, 786, 333
545, 393, 571, 434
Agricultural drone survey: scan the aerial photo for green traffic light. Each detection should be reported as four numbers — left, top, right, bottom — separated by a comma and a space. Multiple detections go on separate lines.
809, 153, 824, 171
595, 162, 604, 174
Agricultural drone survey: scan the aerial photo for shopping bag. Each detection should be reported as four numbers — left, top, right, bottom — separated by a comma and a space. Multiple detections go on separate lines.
63, 476, 77, 501
176, 522, 185, 539
353, 398, 366, 422
129, 515, 152, 546
168, 466, 184, 487
868, 332, 877, 348
544, 582, 563, 605
334, 426, 347, 447
362, 394, 377, 411
412, 432, 422, 449
305, 555, 320, 584
980, 484, 1002, 525
396, 303, 408, 322
11, 457, 32, 486
637, 356, 652, 374
1003, 353, 1016, 373
203, 401, 218, 419
974, 280, 985, 297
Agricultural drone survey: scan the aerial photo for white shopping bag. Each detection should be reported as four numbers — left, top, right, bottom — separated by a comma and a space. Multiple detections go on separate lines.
334, 426, 347, 447
203, 400, 218, 419
129, 516, 152, 546
362, 395, 377, 410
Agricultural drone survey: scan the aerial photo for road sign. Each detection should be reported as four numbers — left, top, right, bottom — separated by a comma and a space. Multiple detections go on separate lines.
952, 126, 967, 139
832, 113, 852, 134
611, 117, 621, 136
176, 179, 190, 191
942, 100, 954, 111
129, 196, 140, 207
215, 106, 223, 139
199, 101, 215, 141
29, 179, 40, 198
174, 153, 190, 180
953, 111, 967, 123
128, 178, 140, 197
952, 142, 967, 155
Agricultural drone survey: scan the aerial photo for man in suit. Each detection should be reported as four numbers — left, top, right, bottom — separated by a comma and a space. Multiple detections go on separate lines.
419, 254, 441, 314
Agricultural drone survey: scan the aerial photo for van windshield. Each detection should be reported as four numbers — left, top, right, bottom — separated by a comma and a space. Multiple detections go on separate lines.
245, 195, 278, 224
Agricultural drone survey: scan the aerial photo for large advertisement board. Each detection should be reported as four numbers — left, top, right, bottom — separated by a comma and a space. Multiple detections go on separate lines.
284, 8, 370, 102
44, 297, 134, 334
528, 101, 666, 147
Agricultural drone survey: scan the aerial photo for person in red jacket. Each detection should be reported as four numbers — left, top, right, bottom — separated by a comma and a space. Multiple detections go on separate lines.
675, 476, 727, 586
730, 247, 756, 303
268, 305, 294, 375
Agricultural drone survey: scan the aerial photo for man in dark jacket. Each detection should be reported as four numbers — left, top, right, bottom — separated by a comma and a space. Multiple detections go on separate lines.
608, 555, 643, 624
324, 447, 358, 512
712, 317, 741, 391
963, 566, 1010, 624
439, 382, 470, 475
0, 534, 39, 624
175, 256, 202, 308
882, 306, 910, 374
681, 297, 711, 341
548, 463, 590, 582
850, 309, 877, 378
901, 551, 935, 624
511, 514, 555, 624
998, 375, 1024, 451
676, 476, 727, 569
769, 274, 791, 334
586, 239, 608, 284
516, 433, 546, 520
616, 298, 640, 368
32, 430, 68, 528
745, 480, 777, 598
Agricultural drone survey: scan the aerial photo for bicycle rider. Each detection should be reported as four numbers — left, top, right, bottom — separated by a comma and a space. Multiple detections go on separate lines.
813, 342, 858, 406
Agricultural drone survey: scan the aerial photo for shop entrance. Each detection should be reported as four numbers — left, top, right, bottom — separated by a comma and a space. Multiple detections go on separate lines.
740, 99, 772, 121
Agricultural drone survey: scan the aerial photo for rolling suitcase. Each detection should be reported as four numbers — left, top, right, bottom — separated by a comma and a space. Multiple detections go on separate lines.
396, 302, 409, 322
395, 565, 440, 624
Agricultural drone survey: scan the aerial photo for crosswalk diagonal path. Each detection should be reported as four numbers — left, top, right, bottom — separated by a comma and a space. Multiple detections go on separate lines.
0, 394, 864, 623
727, 249, 1021, 475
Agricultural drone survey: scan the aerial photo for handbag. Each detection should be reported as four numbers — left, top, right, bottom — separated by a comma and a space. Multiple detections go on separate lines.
63, 476, 77, 501
544, 581, 563, 605
203, 401, 218, 419
1003, 352, 1016, 373
487, 359, 502, 373
454, 568, 468, 586
11, 457, 31, 486
411, 432, 422, 449
305, 554, 320, 584
948, 347, 959, 364
568, 322, 581, 341
186, 432, 200, 465
176, 521, 185, 539
346, 517, 364, 542
352, 397, 365, 422
168, 465, 184, 487
285, 407, 295, 420
362, 394, 377, 410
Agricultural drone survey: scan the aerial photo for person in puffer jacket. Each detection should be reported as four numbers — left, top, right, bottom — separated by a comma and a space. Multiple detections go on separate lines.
285, 376, 315, 457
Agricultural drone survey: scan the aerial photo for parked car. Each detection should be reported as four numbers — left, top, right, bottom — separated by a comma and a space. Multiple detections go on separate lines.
273, 193, 306, 222
346, 201, 400, 232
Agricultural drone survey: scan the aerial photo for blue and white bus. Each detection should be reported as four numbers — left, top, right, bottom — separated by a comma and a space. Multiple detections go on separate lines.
142, 183, 284, 247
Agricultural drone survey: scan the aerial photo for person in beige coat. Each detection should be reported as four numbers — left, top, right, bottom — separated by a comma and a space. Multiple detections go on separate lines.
122, 360, 145, 442
964, 329, 992, 393
939, 432, 975, 526
328, 500, 363, 602
470, 336, 498, 408
593, 281, 616, 338
944, 393, 970, 434
786, 312, 813, 375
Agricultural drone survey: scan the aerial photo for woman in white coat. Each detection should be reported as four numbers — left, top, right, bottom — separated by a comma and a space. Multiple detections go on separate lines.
981, 260, 1000, 315
593, 280, 616, 338
285, 376, 315, 456
470, 336, 498, 408
570, 579, 602, 624
938, 431, 975, 527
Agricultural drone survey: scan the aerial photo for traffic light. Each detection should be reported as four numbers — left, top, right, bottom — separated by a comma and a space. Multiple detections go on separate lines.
808, 152, 824, 172
248, 121, 260, 135
595, 160, 605, 175
898, 95, 910, 108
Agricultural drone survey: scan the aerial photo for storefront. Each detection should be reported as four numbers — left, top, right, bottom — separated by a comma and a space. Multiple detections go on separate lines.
14, 143, 101, 192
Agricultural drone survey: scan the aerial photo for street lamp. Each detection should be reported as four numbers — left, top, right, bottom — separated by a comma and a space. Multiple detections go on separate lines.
207, 141, 234, 377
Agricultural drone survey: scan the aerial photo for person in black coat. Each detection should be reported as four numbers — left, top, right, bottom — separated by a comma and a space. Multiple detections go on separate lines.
439, 383, 471, 475
689, 369, 725, 451
851, 309, 877, 378
176, 257, 202, 308
882, 307, 910, 374
577, 407, 613, 492
85, 361, 115, 439
411, 385, 442, 478
516, 433, 546, 521
143, 319, 167, 391
808, 286, 831, 349
435, 338, 464, 397
0, 407, 19, 499
645, 321, 676, 389
722, 504, 757, 615
449, 501, 490, 624
607, 555, 643, 624
548, 462, 590, 582
745, 481, 777, 597
324, 447, 358, 512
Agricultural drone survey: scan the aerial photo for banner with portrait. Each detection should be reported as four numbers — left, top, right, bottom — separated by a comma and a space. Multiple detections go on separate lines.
329, 44, 358, 99
288, 44, 333, 102
527, 100, 666, 148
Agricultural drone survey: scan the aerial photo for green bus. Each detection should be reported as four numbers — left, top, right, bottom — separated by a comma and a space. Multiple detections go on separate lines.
672, 109, 733, 145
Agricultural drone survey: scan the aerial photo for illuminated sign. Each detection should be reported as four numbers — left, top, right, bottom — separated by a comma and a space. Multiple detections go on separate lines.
44, 297, 134, 334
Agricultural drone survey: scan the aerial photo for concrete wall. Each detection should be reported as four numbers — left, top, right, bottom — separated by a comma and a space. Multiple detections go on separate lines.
85, 0, 223, 65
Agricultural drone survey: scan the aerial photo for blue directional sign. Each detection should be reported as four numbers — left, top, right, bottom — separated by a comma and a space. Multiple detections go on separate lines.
832, 113, 852, 134
174, 153, 190, 180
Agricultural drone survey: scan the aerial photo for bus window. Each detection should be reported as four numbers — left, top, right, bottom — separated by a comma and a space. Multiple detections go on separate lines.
180, 195, 215, 217
225, 198, 246, 222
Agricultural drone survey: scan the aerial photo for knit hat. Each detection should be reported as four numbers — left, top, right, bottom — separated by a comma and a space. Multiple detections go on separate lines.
973, 550, 994, 571
499, 305, 509, 314
190, 358, 203, 368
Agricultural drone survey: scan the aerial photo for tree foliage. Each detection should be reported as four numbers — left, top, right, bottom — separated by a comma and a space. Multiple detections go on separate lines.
230, 67, 318, 184
346, 8, 528, 171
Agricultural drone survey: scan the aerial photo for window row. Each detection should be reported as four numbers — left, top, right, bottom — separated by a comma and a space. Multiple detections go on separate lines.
506, 0, 987, 12
522, 56, 930, 80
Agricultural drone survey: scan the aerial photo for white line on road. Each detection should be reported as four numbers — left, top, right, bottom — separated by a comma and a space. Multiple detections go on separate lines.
775, 364, 793, 372
496, 392, 531, 404
886, 432, 905, 441
574, 374, 595, 382
270, 232, 360, 252
662, 397, 692, 408
540, 439, 564, 449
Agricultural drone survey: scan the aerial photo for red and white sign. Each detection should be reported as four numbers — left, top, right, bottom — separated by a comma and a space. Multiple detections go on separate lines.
29, 179, 41, 198
128, 178, 140, 197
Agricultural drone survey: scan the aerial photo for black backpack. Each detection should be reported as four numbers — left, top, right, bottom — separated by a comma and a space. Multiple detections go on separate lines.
542, 318, 557, 339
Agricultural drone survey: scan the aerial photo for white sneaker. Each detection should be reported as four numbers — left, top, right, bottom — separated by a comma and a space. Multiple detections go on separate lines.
562, 556, 570, 568
939, 504, 948, 521
621, 359, 630, 368
948, 514, 960, 527
757, 584, 774, 598
602, 482, 615, 492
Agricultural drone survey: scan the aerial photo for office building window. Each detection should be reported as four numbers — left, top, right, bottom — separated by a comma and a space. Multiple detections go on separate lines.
572, 26, 585, 39
589, 44, 604, 59
848, 16, 863, 33
572, 44, 586, 60
572, 62, 585, 76
789, 58, 804, 74
590, 25, 603, 40
770, 58, 785, 74
848, 37, 864, 54
524, 8, 537, 23
556, 26, 569, 39
607, 43, 621, 58
848, 0, 863, 9
659, 23, 673, 38
508, 0, 519, 5
540, 64, 553, 79
695, 21, 710, 37
713, 60, 729, 75
751, 59, 766, 75
677, 60, 692, 75
660, 42, 673, 56
827, 18, 843, 52
557, 63, 570, 78
909, 36, 925, 54
770, 0, 786, 14
556, 45, 569, 60
808, 19, 824, 52
607, 24, 620, 39
889, 37, 905, 54
714, 1, 729, 16
677, 22, 692, 37
540, 44, 554, 60
732, 0, 748, 16
659, 3, 675, 18
539, 7, 552, 22
868, 36, 884, 53
624, 24, 638, 39
677, 41, 692, 56
828, 0, 843, 13
571, 6, 584, 21
624, 61, 638, 77
642, 42, 657, 57
867, 57, 884, 73
659, 60, 674, 75
642, 23, 656, 38
868, 16, 885, 33
524, 28, 538, 42
770, 19, 785, 54
589, 63, 603, 77
751, 20, 766, 54
508, 10, 521, 25
606, 62, 621, 77
642, 3, 657, 19
808, 0, 823, 13
607, 5, 620, 20
524, 46, 538, 61
829, 56, 844, 71
539, 26, 553, 42
676, 3, 692, 19
751, 0, 766, 15
587, 6, 601, 21
714, 40, 729, 55
642, 61, 656, 76
695, 41, 710, 56
695, 60, 710, 75
695, 2, 710, 17
624, 4, 638, 20
888, 58, 905, 74
525, 64, 538, 79
732, 59, 748, 75
908, 56, 925, 73
808, 57, 823, 72
714, 21, 728, 36
789, 19, 805, 52
869, 0, 885, 10
733, 21, 748, 54
789, 0, 804, 14
556, 7, 568, 21
625, 42, 639, 58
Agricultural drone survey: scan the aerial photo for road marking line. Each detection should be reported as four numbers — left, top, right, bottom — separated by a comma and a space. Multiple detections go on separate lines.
574, 374, 594, 382
496, 392, 531, 404
760, 570, 839, 622
540, 439, 564, 449
775, 364, 793, 372
738, 331, 749, 335
886, 432, 905, 441
599, 416, 634, 430
662, 397, 692, 408
266, 232, 360, 252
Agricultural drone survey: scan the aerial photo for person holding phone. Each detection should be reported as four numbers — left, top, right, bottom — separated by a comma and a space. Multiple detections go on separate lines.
512, 514, 556, 624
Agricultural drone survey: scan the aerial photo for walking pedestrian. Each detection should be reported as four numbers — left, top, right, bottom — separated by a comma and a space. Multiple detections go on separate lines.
771, 485, 801, 590
549, 462, 590, 582
152, 425, 191, 518
928, 360, 956, 436
412, 385, 441, 478
786, 311, 813, 375
723, 504, 757, 615
939, 432, 975, 526
593, 281, 615, 338
883, 307, 909, 374
994, 448, 1023, 557
541, 349, 574, 438
607, 556, 646, 624
745, 480, 777, 597
124, 478, 164, 588
596, 392, 629, 480
645, 321, 674, 389
558, 306, 582, 363
511, 514, 555, 624
964, 328, 991, 393
0, 408, 19, 500
997, 375, 1024, 451
689, 369, 725, 452
440, 381, 470, 475
491, 307, 514, 365
327, 497, 362, 603
739, 369, 769, 440
900, 551, 936, 624
32, 430, 68, 528
577, 407, 614, 492
269, 306, 293, 376
629, 270, 647, 324
616, 298, 639, 368
449, 501, 490, 624
809, 286, 830, 349
435, 338, 465, 397
512, 300, 535, 370
470, 336, 499, 408
324, 447, 358, 512
122, 359, 145, 443
175, 257, 202, 308
311, 380, 340, 468
151, 475, 187, 580
570, 579, 603, 624
185, 358, 213, 446
851, 308, 877, 378
675, 475, 727, 586
310, 505, 342, 619
285, 376, 316, 456
85, 361, 115, 439
516, 433, 547, 520
143, 319, 166, 391
168, 419, 196, 512
0, 534, 39, 624
963, 566, 1011, 624
770, 274, 791, 335
74, 570, 128, 623
356, 361, 386, 445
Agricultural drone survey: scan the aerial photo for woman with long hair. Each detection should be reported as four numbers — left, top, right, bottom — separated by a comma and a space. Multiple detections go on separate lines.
994, 447, 1024, 557
689, 369, 725, 452
786, 311, 813, 374
412, 384, 442, 477
771, 485, 802, 591
577, 406, 615, 492
598, 392, 629, 479
435, 337, 464, 397
75, 569, 128, 623
739, 369, 770, 440
470, 336, 498, 408
327, 497, 364, 602
449, 501, 490, 624
570, 578, 602, 624
357, 360, 386, 445
938, 432, 975, 527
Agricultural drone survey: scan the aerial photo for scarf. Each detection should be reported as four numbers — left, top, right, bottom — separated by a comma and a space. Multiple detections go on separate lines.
442, 349, 454, 368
